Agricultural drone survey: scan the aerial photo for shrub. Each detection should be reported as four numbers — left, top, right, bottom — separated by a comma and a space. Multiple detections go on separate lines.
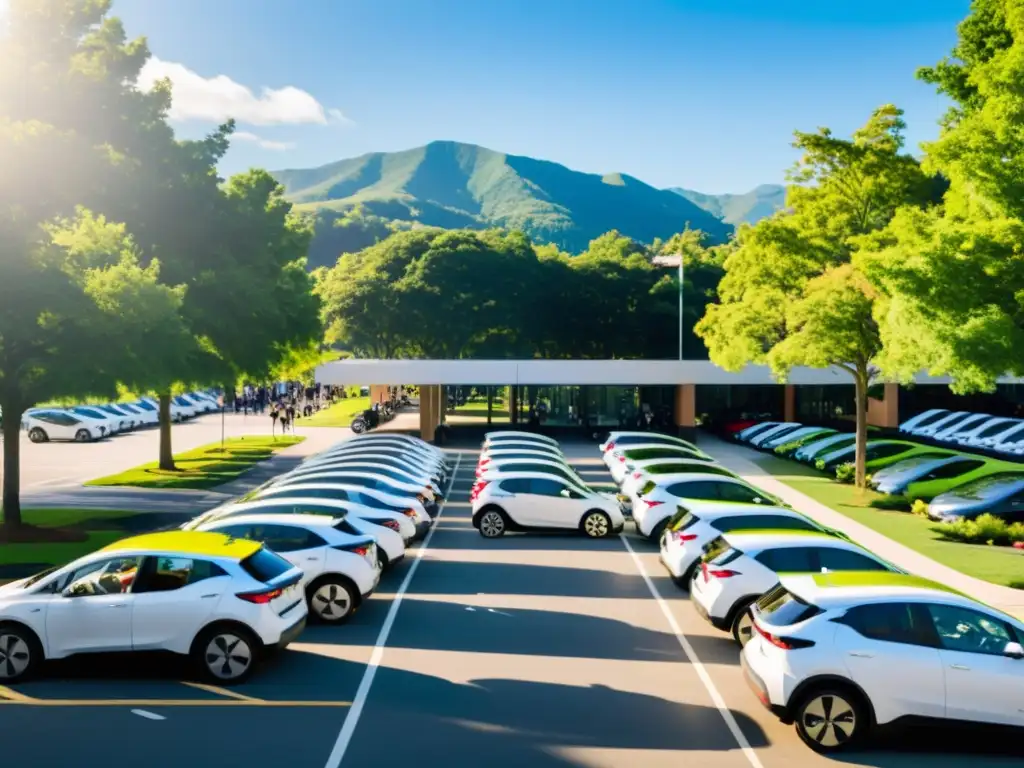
911, 499, 931, 519
932, 514, 1024, 547
870, 495, 912, 511
834, 463, 855, 484
814, 458, 826, 471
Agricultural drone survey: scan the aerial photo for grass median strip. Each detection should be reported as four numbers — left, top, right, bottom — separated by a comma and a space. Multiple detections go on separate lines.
297, 397, 370, 427
85, 435, 304, 490
751, 454, 1024, 590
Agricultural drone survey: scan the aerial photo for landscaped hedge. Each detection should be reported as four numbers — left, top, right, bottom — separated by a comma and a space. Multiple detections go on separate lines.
933, 513, 1024, 547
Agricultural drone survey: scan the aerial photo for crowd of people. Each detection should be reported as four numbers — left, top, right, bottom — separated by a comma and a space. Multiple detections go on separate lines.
227, 382, 351, 435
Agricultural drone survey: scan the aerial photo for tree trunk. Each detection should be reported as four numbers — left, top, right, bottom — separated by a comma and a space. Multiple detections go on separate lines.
509, 386, 518, 424
853, 367, 869, 489
486, 387, 493, 425
1, 395, 24, 529
158, 392, 176, 471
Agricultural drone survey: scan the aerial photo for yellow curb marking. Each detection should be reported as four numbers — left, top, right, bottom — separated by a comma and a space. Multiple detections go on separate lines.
180, 681, 262, 702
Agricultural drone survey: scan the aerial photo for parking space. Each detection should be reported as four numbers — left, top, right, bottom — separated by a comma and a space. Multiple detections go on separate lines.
0, 439, 1021, 767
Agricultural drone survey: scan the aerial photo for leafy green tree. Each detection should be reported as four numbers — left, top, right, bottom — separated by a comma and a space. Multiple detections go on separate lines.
697, 107, 937, 486
856, 1, 1024, 392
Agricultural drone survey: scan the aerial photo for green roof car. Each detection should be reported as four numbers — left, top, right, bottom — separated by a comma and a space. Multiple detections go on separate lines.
903, 459, 1024, 502
817, 440, 955, 474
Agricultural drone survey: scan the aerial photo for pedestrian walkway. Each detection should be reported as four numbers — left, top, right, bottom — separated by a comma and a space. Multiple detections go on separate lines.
700, 434, 1024, 620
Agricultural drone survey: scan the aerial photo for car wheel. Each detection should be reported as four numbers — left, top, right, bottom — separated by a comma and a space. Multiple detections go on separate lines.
307, 576, 358, 625
376, 548, 390, 570
478, 508, 508, 538
192, 624, 259, 685
581, 510, 612, 538
0, 623, 41, 683
648, 518, 669, 543
793, 686, 867, 753
74, 429, 92, 443
730, 599, 758, 647
27, 428, 48, 443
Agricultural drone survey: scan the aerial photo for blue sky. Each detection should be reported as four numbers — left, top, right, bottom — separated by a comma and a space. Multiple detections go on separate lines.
113, 0, 970, 194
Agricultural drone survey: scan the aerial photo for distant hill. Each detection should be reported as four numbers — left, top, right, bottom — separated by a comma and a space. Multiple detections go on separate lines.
271, 141, 732, 253
669, 184, 786, 226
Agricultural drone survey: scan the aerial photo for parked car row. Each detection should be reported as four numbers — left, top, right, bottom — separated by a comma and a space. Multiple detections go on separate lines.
0, 433, 452, 686
900, 408, 1024, 455
20, 390, 221, 443
598, 430, 1024, 753
735, 419, 1024, 523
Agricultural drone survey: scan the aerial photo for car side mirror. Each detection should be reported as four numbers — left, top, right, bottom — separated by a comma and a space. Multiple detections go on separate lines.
1004, 641, 1024, 659
753, 497, 764, 504
560, 489, 571, 498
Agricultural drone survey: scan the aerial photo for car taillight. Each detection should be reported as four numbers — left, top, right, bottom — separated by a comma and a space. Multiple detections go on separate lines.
707, 568, 739, 579
674, 532, 698, 541
381, 520, 400, 531
753, 620, 815, 650
644, 499, 664, 508
632, 471, 642, 479
416, 493, 426, 502
607, 442, 615, 450
236, 587, 283, 604
401, 508, 417, 517
618, 456, 626, 463
346, 545, 371, 556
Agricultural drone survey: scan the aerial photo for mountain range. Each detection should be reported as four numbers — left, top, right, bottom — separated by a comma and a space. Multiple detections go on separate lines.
669, 184, 786, 226
271, 141, 785, 255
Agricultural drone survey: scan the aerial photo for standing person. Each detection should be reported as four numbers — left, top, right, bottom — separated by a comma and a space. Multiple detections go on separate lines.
286, 400, 296, 429
270, 401, 279, 436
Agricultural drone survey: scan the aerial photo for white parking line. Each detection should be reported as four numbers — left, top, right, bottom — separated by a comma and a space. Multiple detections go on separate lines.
131, 709, 166, 721
323, 451, 463, 768
621, 534, 765, 768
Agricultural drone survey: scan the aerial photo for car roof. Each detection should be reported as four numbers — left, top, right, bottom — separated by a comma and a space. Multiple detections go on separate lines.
487, 431, 557, 441
777, 571, 996, 613
102, 530, 261, 560
721, 529, 843, 549
653, 472, 747, 485
489, 471, 586, 485
201, 512, 342, 529
690, 504, 800, 519
646, 470, 733, 483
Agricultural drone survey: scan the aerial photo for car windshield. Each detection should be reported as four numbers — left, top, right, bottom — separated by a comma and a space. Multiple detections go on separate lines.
882, 454, 948, 472
755, 585, 822, 625
135, 400, 156, 411
22, 565, 60, 588
74, 407, 105, 419
942, 473, 1024, 501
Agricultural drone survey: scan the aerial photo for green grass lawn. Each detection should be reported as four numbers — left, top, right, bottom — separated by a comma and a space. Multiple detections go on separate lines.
752, 454, 1024, 589
298, 397, 371, 427
85, 435, 304, 490
0, 509, 140, 578
453, 401, 510, 419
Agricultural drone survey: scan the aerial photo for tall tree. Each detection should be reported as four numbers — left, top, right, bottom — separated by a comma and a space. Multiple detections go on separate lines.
0, 0, 181, 529
856, 0, 1024, 392
697, 106, 937, 486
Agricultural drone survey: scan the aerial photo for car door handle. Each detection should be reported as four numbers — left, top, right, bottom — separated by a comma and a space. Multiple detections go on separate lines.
200, 594, 220, 599
306, 557, 320, 562
848, 652, 873, 658
950, 664, 971, 671
109, 603, 127, 609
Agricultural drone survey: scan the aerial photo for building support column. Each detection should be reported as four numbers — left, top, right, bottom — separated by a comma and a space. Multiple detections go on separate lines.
784, 385, 796, 422
419, 385, 436, 443
369, 384, 389, 404
867, 383, 900, 429
674, 384, 697, 443
509, 386, 519, 425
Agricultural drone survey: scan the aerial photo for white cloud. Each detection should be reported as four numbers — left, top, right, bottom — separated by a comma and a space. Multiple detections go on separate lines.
233, 131, 296, 151
137, 57, 349, 126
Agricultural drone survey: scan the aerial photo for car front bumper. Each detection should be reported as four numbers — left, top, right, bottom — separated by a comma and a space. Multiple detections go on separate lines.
414, 519, 432, 539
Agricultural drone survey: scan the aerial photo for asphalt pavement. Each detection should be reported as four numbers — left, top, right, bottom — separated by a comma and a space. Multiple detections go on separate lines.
1, 443, 1021, 767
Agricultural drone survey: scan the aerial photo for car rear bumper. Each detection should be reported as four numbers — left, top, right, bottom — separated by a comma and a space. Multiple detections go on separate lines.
414, 520, 432, 539
741, 650, 788, 719
273, 614, 307, 650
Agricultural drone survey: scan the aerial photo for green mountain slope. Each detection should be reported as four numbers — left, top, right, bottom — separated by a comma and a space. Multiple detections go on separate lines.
272, 141, 732, 252
669, 184, 786, 225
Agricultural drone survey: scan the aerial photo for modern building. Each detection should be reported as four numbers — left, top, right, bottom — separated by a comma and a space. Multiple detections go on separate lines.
317, 359, 1024, 441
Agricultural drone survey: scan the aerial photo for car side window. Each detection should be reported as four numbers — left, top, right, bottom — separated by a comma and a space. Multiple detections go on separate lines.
923, 603, 1018, 656
134, 557, 227, 593
923, 460, 985, 480
260, 525, 328, 552
837, 603, 937, 647
716, 483, 763, 504
60, 556, 144, 596
529, 478, 566, 497
667, 481, 720, 500
755, 546, 816, 572
498, 478, 531, 494
716, 515, 777, 532
815, 548, 889, 572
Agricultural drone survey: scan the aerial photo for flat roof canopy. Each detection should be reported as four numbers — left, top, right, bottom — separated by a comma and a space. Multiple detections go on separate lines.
315, 359, 1023, 387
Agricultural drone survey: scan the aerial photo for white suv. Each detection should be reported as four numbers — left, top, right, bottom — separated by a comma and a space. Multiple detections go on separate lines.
0, 531, 306, 684
660, 504, 846, 584
690, 531, 899, 645
743, 572, 1024, 752
472, 472, 624, 538
196, 514, 380, 624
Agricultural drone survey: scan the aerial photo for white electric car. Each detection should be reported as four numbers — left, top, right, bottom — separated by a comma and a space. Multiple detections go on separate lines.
620, 459, 737, 498
690, 531, 900, 645
185, 497, 408, 566
471, 472, 624, 538
302, 450, 445, 484
22, 410, 104, 443
271, 468, 438, 505
743, 572, 1024, 753
0, 531, 306, 684
631, 474, 783, 540
659, 504, 845, 584
484, 431, 560, 449
288, 459, 441, 495
607, 445, 714, 484
195, 514, 380, 624
600, 431, 701, 456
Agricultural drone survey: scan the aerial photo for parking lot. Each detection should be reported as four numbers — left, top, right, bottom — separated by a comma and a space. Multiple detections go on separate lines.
0, 441, 1021, 768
